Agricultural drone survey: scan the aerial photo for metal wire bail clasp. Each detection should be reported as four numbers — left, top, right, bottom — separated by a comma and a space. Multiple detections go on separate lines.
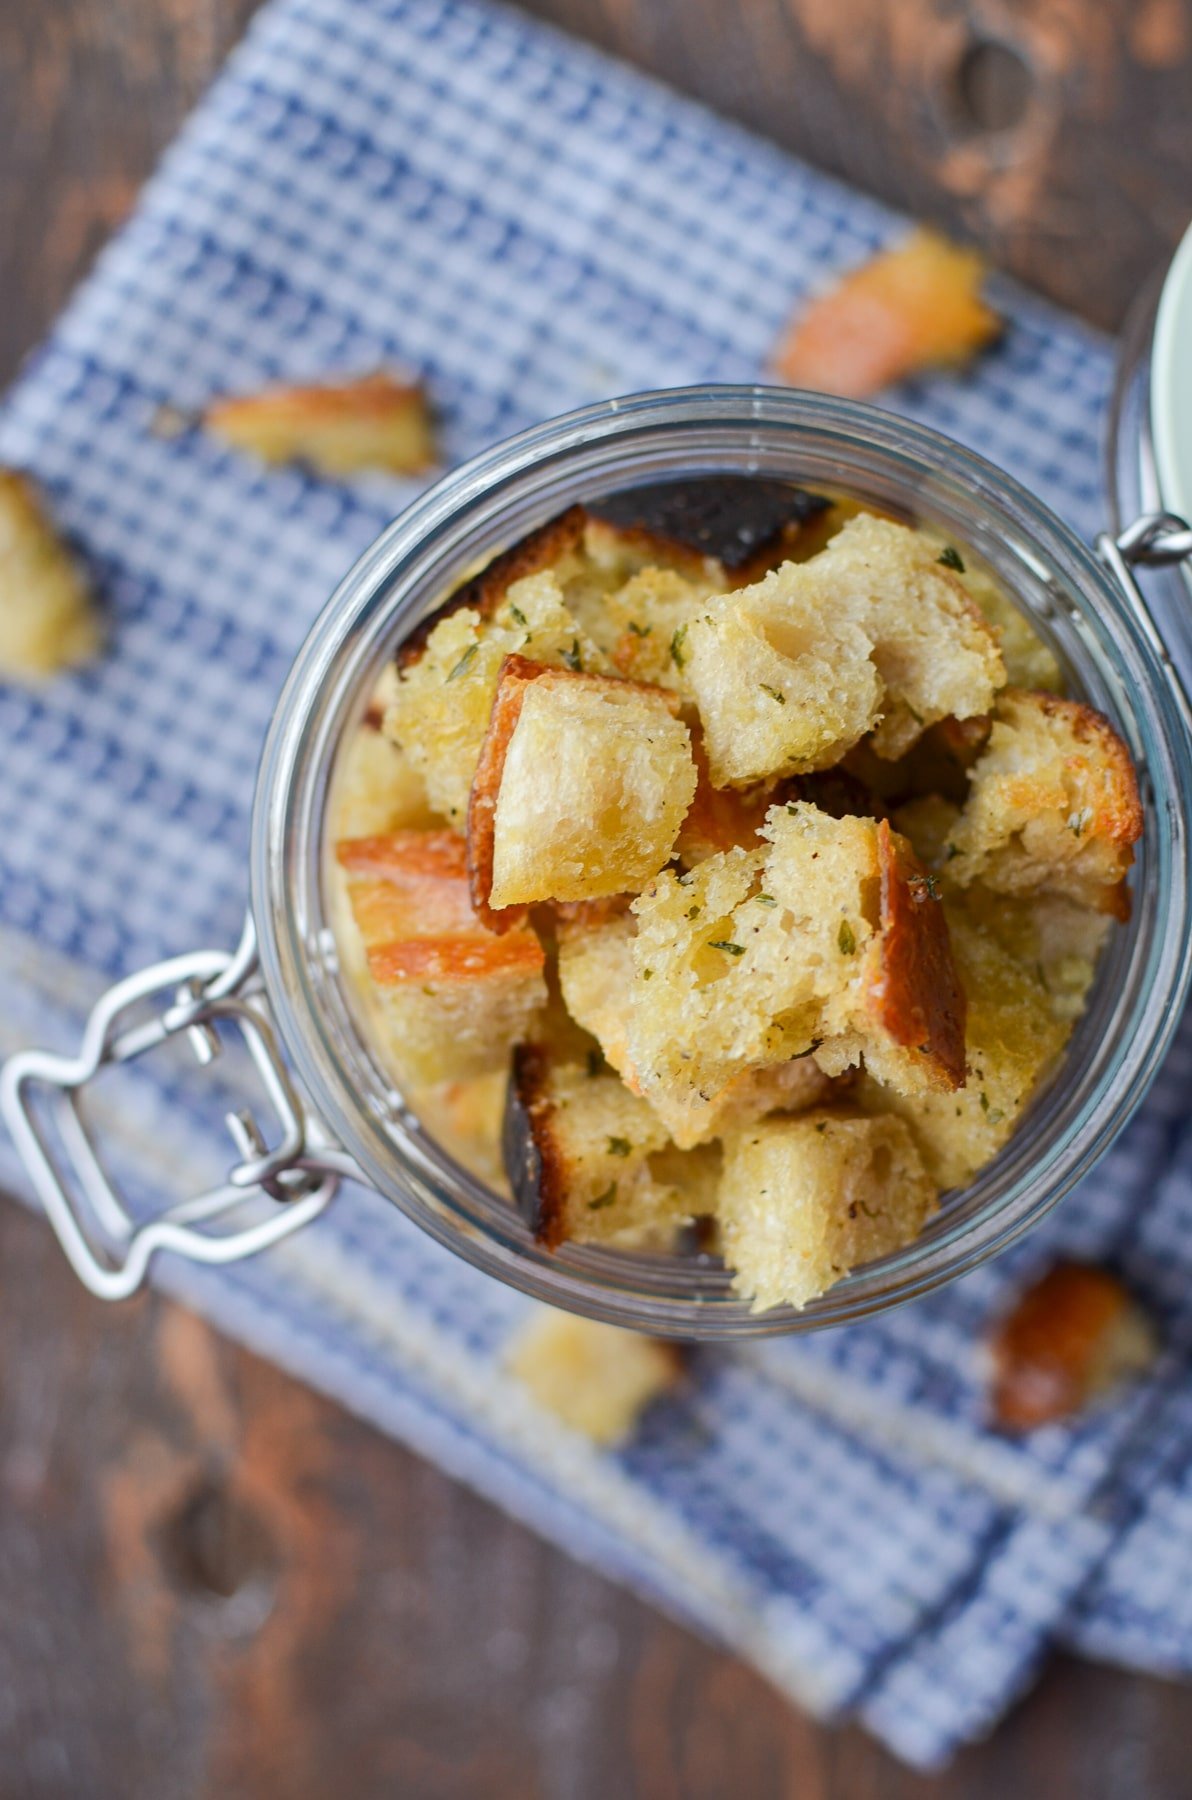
1097, 510, 1192, 728
0, 916, 353, 1300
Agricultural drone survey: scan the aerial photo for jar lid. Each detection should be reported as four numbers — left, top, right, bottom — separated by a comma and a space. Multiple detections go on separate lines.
1151, 219, 1192, 524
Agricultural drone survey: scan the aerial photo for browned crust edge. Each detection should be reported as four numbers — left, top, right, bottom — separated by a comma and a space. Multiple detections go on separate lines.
867, 819, 967, 1090
466, 654, 682, 932
503, 1043, 568, 1248
396, 506, 587, 671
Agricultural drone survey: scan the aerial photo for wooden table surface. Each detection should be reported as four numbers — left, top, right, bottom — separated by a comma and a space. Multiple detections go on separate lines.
3, 4, 1192, 1796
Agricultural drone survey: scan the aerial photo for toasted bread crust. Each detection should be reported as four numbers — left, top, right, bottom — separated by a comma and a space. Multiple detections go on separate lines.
396, 507, 587, 671
504, 1043, 567, 1246
588, 476, 829, 582
467, 654, 683, 929
989, 1260, 1157, 1431
865, 821, 967, 1089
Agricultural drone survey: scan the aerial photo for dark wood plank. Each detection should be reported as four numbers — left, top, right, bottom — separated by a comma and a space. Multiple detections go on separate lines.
514, 0, 1192, 332
2, 1, 1192, 1794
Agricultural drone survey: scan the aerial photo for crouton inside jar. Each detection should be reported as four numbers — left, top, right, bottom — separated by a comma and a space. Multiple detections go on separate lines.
326, 479, 1142, 1313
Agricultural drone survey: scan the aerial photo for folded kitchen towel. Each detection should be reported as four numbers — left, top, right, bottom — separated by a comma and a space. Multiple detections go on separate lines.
2, 0, 1191, 1767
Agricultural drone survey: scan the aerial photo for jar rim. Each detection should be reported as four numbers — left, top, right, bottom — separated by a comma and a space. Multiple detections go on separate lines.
251, 385, 1192, 1337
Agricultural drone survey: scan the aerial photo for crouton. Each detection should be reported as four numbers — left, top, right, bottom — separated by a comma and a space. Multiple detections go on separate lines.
506, 1308, 682, 1444
684, 516, 1003, 785
0, 469, 100, 679
685, 569, 881, 785
946, 689, 1142, 917
333, 724, 439, 839
468, 656, 696, 919
556, 907, 837, 1145
203, 371, 436, 475
949, 550, 1063, 693
586, 475, 830, 583
626, 803, 965, 1146
988, 1260, 1158, 1431
384, 570, 611, 826
407, 1069, 509, 1191
604, 565, 717, 693
504, 1047, 690, 1249
397, 508, 588, 671
772, 229, 1001, 398
717, 1110, 937, 1310
868, 893, 1071, 1187
337, 830, 546, 1083
809, 514, 1005, 759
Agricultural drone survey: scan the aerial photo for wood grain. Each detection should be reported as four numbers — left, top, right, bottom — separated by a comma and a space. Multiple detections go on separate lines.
516, 0, 1192, 332
2, 1, 1192, 1794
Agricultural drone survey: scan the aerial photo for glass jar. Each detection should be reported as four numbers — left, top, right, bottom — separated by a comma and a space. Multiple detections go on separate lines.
7, 387, 1192, 1334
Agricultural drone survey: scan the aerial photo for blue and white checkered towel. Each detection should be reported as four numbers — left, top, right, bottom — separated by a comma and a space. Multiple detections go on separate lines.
2, 0, 1191, 1766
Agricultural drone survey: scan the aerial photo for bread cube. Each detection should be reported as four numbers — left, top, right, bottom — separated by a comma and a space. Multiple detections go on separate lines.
684, 565, 882, 785
506, 1308, 682, 1444
604, 565, 717, 694
988, 1260, 1158, 1432
556, 912, 638, 1080
808, 514, 1005, 759
772, 228, 1000, 399
946, 689, 1142, 916
469, 656, 696, 919
867, 893, 1071, 1188
673, 728, 778, 866
0, 469, 100, 679
407, 1070, 509, 1191
626, 803, 965, 1145
337, 830, 546, 1083
503, 1047, 691, 1249
397, 508, 588, 670
203, 371, 436, 475
717, 1110, 937, 1310
384, 568, 610, 826
947, 549, 1063, 693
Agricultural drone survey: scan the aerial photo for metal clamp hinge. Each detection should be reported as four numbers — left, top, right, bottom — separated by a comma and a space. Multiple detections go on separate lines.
1097, 510, 1192, 728
0, 916, 356, 1300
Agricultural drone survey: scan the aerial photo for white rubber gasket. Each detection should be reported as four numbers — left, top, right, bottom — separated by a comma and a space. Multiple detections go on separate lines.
1151, 217, 1192, 525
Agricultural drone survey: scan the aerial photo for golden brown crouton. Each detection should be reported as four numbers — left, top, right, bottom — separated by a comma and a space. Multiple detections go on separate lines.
337, 830, 546, 1084
468, 656, 695, 920
946, 689, 1142, 917
626, 803, 965, 1147
384, 571, 611, 826
0, 469, 100, 679
504, 1046, 690, 1249
506, 1309, 682, 1444
684, 515, 1003, 786
203, 371, 436, 475
397, 508, 588, 671
989, 1261, 1158, 1431
717, 1110, 937, 1310
407, 1070, 510, 1192
772, 229, 1001, 398
867, 891, 1071, 1188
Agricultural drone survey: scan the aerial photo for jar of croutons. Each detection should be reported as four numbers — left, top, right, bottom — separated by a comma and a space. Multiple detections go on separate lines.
6, 387, 1192, 1332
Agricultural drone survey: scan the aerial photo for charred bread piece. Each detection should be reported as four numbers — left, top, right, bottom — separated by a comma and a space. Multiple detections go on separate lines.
864, 890, 1072, 1188
384, 570, 611, 826
587, 476, 830, 584
945, 689, 1142, 918
203, 371, 436, 475
772, 229, 1001, 399
717, 1109, 937, 1311
337, 830, 546, 1084
503, 1046, 690, 1250
506, 1308, 682, 1445
626, 803, 966, 1147
989, 1261, 1158, 1432
0, 468, 100, 679
468, 655, 696, 921
396, 507, 587, 672
685, 514, 1003, 785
